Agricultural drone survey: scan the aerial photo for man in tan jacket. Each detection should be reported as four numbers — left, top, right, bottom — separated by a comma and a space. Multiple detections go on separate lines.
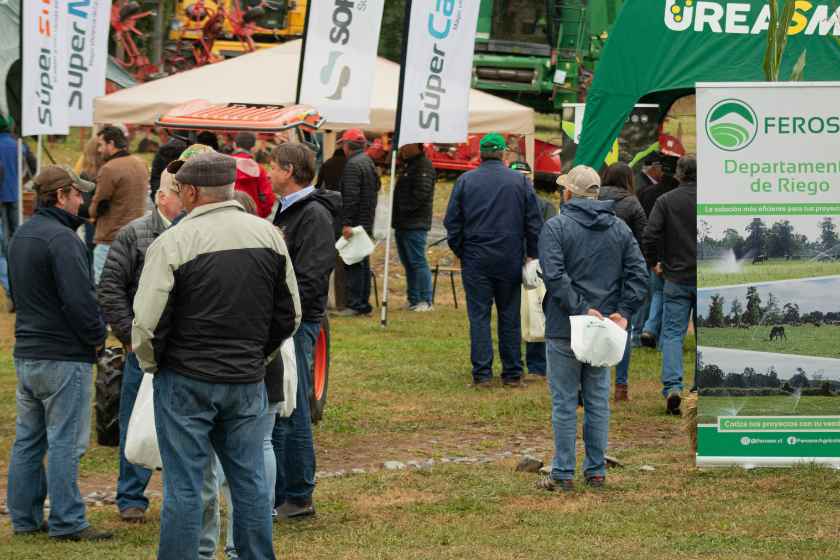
91, 126, 149, 284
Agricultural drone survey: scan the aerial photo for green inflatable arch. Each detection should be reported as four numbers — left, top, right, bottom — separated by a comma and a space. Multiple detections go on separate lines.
576, 0, 840, 167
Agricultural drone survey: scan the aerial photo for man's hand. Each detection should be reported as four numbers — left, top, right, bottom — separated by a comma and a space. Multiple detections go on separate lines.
124, 344, 133, 354
609, 313, 629, 331
653, 262, 663, 277
342, 226, 353, 240
586, 308, 604, 320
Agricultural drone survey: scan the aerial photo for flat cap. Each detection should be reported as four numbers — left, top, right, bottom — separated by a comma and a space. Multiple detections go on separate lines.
34, 165, 95, 194
174, 151, 236, 187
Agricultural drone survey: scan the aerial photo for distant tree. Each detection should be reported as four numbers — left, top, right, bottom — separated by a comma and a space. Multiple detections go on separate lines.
697, 364, 725, 388
378, 0, 407, 61
789, 368, 810, 388
699, 219, 712, 260
819, 217, 838, 250
767, 220, 796, 258
729, 298, 744, 326
763, 292, 781, 324
745, 218, 768, 256
707, 295, 726, 327
783, 302, 800, 325
744, 287, 763, 325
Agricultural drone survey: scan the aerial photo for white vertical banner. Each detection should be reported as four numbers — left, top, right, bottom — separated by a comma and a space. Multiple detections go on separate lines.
66, 0, 112, 127
23, 0, 70, 136
298, 0, 386, 124
397, 0, 481, 147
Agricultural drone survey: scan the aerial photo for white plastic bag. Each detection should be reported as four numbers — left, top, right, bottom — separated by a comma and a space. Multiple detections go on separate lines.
522, 260, 542, 290
276, 338, 298, 418
372, 192, 391, 240
335, 226, 375, 265
521, 284, 546, 342
569, 315, 628, 367
124, 373, 162, 471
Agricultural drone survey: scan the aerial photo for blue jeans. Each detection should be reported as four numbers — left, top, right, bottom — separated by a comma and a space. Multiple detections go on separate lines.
643, 271, 665, 339
395, 229, 432, 306
0, 226, 8, 295
7, 359, 93, 536
153, 369, 275, 560
462, 269, 523, 382
525, 342, 547, 375
116, 353, 153, 512
273, 321, 319, 507
345, 257, 372, 314
614, 332, 632, 386
660, 281, 697, 397
93, 243, 110, 285
546, 339, 610, 481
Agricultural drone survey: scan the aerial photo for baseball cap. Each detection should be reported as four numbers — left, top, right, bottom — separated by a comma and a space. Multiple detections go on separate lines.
509, 161, 532, 175
174, 152, 237, 187
643, 152, 663, 166
340, 129, 366, 145
480, 133, 507, 152
33, 165, 95, 194
556, 165, 601, 198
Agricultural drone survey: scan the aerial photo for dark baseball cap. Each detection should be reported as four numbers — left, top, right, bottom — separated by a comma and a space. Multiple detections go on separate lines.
173, 152, 237, 187
33, 165, 95, 194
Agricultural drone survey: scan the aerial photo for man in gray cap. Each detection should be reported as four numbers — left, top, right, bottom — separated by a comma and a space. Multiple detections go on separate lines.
132, 151, 301, 560
6, 166, 111, 541
537, 165, 647, 492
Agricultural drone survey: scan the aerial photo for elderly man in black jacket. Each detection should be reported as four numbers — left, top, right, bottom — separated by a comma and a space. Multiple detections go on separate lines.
393, 143, 436, 311
97, 168, 184, 523
336, 129, 380, 316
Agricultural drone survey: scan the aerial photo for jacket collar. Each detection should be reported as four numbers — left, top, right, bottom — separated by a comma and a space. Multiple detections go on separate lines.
35, 206, 87, 230
105, 149, 130, 162
182, 200, 245, 223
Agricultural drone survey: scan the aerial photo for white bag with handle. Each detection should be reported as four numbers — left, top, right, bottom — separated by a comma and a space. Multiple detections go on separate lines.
276, 338, 298, 418
124, 373, 162, 471
569, 315, 628, 367
521, 284, 546, 342
335, 226, 375, 265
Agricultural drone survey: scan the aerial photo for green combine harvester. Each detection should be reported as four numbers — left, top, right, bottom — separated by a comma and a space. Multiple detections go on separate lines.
473, 0, 624, 112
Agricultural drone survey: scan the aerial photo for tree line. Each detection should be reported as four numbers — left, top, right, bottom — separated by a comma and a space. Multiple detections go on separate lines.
698, 286, 840, 328
698, 217, 838, 260
697, 361, 840, 394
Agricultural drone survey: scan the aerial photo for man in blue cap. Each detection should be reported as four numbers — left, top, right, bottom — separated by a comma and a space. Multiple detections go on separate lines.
444, 133, 542, 388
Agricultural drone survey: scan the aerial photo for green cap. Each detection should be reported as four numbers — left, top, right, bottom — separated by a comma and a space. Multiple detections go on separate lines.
479, 133, 507, 152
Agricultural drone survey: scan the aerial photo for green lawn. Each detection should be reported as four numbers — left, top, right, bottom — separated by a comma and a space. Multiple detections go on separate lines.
699, 326, 840, 359
698, 259, 840, 288
698, 395, 840, 424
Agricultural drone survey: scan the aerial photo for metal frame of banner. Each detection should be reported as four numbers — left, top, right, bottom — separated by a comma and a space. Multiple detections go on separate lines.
17, 1, 23, 227
380, 0, 414, 327
294, 0, 314, 105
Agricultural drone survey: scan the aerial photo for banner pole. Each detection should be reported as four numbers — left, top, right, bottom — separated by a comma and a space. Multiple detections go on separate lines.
17, 138, 23, 226
380, 0, 413, 328
294, 0, 313, 105
36, 135, 43, 175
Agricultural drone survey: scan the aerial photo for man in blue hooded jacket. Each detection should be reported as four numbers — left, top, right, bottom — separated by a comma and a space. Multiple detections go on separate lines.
444, 133, 543, 388
537, 165, 647, 491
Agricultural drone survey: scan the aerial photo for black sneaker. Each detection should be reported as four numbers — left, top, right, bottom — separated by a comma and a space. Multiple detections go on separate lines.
666, 392, 682, 416
502, 379, 526, 388
639, 332, 657, 348
275, 500, 315, 520
52, 527, 113, 541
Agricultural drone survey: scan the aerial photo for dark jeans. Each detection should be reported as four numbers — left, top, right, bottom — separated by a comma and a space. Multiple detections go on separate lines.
0, 200, 19, 259
345, 257, 372, 314
395, 229, 432, 306
462, 269, 523, 382
273, 321, 319, 507
153, 369, 275, 560
660, 281, 697, 397
116, 353, 153, 512
525, 342, 547, 375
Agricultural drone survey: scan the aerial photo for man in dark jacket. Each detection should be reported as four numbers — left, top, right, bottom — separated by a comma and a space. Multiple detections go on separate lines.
149, 129, 188, 200
642, 155, 698, 415
97, 168, 184, 523
132, 152, 301, 560
6, 166, 111, 541
444, 134, 543, 388
270, 143, 340, 519
337, 129, 380, 316
538, 165, 647, 491
634, 152, 663, 208
393, 143, 436, 311
316, 143, 347, 191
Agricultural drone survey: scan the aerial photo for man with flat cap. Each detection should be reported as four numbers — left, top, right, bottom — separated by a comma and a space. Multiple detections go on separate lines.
6, 166, 111, 541
537, 165, 647, 492
132, 152, 301, 560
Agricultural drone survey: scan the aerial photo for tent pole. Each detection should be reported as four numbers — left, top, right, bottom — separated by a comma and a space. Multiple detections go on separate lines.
380, 150, 398, 327
36, 135, 43, 175
17, 138, 23, 226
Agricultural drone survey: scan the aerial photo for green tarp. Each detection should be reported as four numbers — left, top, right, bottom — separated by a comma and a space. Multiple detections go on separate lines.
576, 0, 840, 167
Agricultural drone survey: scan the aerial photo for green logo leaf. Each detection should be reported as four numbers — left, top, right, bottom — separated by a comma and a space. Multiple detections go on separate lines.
705, 99, 759, 152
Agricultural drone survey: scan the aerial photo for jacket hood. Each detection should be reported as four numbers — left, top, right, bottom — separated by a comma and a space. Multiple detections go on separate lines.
159, 137, 188, 159
304, 188, 342, 218
561, 198, 616, 230
599, 185, 632, 202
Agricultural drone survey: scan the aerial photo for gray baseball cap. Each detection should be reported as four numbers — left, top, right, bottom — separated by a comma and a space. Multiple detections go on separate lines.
173, 151, 236, 187
556, 165, 601, 199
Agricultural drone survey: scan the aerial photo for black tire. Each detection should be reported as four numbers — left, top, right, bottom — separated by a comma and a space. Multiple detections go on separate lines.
309, 316, 330, 424
95, 347, 125, 447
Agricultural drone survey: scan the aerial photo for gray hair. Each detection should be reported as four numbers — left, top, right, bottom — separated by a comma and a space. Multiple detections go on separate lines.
676, 155, 697, 183
197, 183, 235, 202
481, 151, 504, 161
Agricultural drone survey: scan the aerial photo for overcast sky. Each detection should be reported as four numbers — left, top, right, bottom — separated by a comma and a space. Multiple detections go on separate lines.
698, 275, 840, 315
699, 347, 840, 381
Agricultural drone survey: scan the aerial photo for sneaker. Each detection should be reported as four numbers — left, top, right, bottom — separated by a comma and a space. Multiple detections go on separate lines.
666, 391, 682, 416
331, 308, 371, 317
471, 379, 493, 389
411, 302, 433, 312
502, 379, 526, 388
275, 500, 315, 520
119, 507, 146, 523
614, 384, 628, 402
585, 476, 606, 488
639, 332, 657, 348
535, 477, 574, 492
52, 527, 114, 541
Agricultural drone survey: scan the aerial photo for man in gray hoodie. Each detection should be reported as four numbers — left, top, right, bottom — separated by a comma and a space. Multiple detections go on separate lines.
537, 165, 647, 491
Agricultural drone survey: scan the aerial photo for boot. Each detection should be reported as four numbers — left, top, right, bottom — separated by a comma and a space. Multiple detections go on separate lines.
614, 384, 629, 402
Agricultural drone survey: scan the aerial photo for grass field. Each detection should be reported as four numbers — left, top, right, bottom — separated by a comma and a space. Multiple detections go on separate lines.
698, 259, 840, 288
698, 395, 840, 424
700, 326, 840, 359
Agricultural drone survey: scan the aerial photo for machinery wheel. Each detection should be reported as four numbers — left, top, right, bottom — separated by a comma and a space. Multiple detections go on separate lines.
309, 316, 330, 424
95, 347, 125, 447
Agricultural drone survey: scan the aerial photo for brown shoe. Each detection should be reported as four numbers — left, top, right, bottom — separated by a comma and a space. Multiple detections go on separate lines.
119, 507, 146, 523
471, 379, 493, 389
614, 384, 628, 402
502, 379, 526, 388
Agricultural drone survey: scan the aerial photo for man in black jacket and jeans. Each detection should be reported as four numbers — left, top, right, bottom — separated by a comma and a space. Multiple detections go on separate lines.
270, 143, 340, 518
393, 143, 436, 311
642, 155, 697, 415
7, 166, 111, 541
337, 129, 380, 316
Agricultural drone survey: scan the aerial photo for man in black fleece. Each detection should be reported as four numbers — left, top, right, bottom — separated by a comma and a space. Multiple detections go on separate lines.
642, 155, 697, 415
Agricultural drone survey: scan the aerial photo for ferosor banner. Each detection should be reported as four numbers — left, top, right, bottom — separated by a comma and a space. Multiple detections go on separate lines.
397, 0, 481, 147
23, 0, 69, 136
66, 0, 112, 127
696, 82, 840, 468
298, 0, 386, 124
